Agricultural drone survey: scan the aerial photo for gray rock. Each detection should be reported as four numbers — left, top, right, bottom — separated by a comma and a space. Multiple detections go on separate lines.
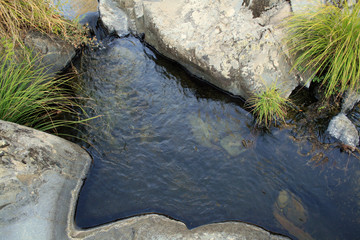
100, 0, 301, 100
24, 31, 76, 77
341, 90, 360, 113
71, 214, 290, 240
99, 0, 130, 37
0, 120, 91, 240
327, 113, 359, 148
290, 0, 323, 14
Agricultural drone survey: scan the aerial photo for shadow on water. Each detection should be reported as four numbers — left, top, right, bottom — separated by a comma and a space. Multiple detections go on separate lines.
71, 15, 360, 240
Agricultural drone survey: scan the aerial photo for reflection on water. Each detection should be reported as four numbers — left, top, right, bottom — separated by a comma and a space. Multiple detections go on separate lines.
53, 0, 98, 19
74, 36, 360, 240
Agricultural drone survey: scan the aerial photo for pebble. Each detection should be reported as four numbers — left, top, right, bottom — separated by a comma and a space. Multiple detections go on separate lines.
0, 140, 8, 148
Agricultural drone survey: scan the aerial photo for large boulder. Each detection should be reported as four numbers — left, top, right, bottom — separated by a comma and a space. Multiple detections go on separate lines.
99, 0, 303, 99
0, 120, 91, 240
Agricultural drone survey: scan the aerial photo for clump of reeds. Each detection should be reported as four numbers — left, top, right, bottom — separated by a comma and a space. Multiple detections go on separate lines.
285, 1, 360, 98
246, 82, 292, 128
0, 0, 87, 47
0, 41, 91, 134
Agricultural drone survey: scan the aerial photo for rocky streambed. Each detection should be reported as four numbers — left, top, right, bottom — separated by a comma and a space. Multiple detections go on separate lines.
2, 0, 360, 239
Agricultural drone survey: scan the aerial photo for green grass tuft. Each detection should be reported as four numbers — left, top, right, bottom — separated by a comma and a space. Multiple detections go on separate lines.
284, 1, 360, 98
0, 41, 92, 134
246, 82, 291, 128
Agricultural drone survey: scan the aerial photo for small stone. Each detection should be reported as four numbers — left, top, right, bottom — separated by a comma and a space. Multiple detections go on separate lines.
277, 190, 289, 209
0, 150, 4, 157
0, 140, 8, 148
327, 113, 359, 148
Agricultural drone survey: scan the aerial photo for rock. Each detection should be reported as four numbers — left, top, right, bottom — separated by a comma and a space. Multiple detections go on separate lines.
290, 0, 321, 14
0, 120, 92, 240
99, 0, 130, 37
100, 0, 301, 100
273, 190, 314, 240
188, 115, 220, 149
327, 113, 359, 149
274, 190, 307, 226
24, 31, 76, 77
220, 134, 247, 157
341, 90, 360, 113
72, 214, 290, 240
244, 0, 283, 18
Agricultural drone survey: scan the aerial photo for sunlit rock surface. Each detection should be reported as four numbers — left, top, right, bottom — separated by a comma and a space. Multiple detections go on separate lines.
327, 113, 360, 149
99, 0, 303, 100
0, 120, 91, 240
99, 0, 130, 36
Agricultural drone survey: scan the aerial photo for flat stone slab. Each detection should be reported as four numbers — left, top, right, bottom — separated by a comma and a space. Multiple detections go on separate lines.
0, 120, 289, 239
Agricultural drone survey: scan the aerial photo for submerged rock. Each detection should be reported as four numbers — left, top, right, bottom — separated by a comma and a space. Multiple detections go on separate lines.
220, 134, 247, 157
273, 190, 314, 240
99, 0, 302, 100
327, 113, 359, 149
188, 114, 253, 156
188, 115, 220, 149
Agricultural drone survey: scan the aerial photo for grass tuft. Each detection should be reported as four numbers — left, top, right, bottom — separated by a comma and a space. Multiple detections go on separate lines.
0, 0, 88, 48
246, 82, 291, 128
284, 1, 360, 98
0, 41, 92, 134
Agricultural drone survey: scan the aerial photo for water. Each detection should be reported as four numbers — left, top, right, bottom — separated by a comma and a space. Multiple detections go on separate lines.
53, 0, 98, 19
72, 35, 360, 240
55, 1, 360, 238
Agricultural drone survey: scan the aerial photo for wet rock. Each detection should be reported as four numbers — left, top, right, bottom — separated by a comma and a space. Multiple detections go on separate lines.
188, 115, 219, 149
273, 190, 314, 240
100, 0, 302, 100
99, 0, 130, 37
220, 134, 246, 157
275, 190, 307, 226
24, 31, 76, 77
327, 113, 359, 149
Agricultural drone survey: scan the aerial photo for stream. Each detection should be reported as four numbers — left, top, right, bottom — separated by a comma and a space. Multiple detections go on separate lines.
61, 2, 360, 239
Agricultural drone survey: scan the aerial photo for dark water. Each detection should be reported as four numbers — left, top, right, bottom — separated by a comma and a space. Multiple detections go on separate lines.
74, 35, 360, 240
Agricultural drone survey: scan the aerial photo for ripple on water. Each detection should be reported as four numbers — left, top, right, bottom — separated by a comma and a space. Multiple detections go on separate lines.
74, 37, 360, 240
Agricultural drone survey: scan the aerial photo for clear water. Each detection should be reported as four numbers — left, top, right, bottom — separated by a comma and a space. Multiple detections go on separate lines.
73, 35, 360, 240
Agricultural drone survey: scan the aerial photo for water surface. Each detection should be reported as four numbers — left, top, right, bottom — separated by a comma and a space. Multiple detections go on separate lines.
74, 36, 360, 240
53, 0, 98, 19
